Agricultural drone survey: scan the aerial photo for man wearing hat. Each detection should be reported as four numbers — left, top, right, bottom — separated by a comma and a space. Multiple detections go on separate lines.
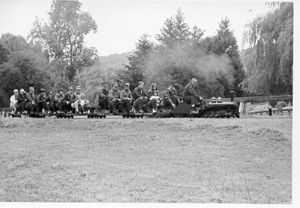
163, 83, 181, 110
37, 88, 47, 113
63, 86, 76, 113
10, 89, 19, 114
132, 81, 148, 113
120, 82, 133, 113
108, 83, 121, 114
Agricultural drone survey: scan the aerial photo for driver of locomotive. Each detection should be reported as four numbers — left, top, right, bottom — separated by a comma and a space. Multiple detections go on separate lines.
183, 78, 203, 106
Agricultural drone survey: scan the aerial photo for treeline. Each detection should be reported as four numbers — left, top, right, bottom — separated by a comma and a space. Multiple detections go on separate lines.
80, 9, 245, 101
0, 1, 293, 107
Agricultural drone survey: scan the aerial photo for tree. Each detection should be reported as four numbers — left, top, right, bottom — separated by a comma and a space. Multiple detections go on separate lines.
0, 33, 51, 107
120, 34, 154, 89
29, 0, 97, 83
157, 8, 191, 47
0, 43, 9, 64
243, 2, 293, 95
209, 18, 245, 97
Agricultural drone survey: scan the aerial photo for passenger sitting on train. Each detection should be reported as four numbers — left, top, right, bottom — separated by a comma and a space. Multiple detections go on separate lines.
147, 82, 160, 113
10, 89, 19, 114
17, 89, 28, 113
26, 86, 38, 114
46, 91, 55, 114
63, 86, 76, 113
120, 82, 133, 114
54, 89, 64, 113
73, 86, 89, 113
149, 90, 161, 113
98, 83, 109, 113
132, 81, 147, 113
37, 88, 47, 113
163, 84, 181, 110
108, 83, 121, 114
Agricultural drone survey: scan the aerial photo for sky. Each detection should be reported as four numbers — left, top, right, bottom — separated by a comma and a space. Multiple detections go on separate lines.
0, 0, 273, 56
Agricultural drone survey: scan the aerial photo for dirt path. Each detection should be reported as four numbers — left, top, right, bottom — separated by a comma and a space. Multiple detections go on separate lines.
0, 116, 292, 203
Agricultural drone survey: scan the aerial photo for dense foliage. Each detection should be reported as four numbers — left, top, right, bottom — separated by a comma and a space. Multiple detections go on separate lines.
242, 2, 293, 95
0, 34, 52, 107
29, 0, 98, 84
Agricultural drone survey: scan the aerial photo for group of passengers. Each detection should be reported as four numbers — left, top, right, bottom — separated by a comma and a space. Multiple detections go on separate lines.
9, 86, 88, 115
97, 78, 202, 114
9, 78, 202, 115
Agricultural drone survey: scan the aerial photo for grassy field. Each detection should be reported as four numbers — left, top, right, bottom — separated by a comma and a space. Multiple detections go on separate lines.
0, 115, 292, 203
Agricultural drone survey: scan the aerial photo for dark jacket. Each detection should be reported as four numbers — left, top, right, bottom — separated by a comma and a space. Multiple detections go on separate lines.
63, 93, 75, 103
99, 88, 109, 99
46, 93, 54, 103
55, 93, 64, 102
132, 87, 146, 100
37, 93, 47, 103
17, 92, 27, 103
183, 82, 199, 98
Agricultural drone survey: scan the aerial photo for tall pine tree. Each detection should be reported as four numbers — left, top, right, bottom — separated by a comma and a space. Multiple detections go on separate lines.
121, 34, 154, 89
157, 8, 190, 47
212, 18, 245, 96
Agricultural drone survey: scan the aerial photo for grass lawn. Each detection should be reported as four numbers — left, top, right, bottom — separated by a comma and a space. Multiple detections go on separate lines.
0, 116, 292, 203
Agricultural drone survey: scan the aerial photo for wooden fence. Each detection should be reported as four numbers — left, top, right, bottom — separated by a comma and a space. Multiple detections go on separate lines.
224, 95, 293, 103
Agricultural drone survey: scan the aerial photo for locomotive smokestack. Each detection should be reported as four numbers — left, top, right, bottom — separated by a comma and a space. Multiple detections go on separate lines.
229, 91, 235, 102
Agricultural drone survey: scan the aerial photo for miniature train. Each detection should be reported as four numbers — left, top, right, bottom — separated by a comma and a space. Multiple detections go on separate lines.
6, 96, 240, 119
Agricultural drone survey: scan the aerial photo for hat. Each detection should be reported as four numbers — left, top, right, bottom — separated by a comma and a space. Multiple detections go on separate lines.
13, 89, 18, 93
68, 86, 73, 90
40, 88, 45, 92
125, 82, 130, 86
20, 88, 25, 93
29, 86, 34, 91
138, 81, 144, 85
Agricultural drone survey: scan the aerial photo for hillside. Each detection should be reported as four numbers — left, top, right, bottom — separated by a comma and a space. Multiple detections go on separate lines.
99, 52, 132, 70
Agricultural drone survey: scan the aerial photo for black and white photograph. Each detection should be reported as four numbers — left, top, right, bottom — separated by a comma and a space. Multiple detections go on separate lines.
0, 0, 297, 206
